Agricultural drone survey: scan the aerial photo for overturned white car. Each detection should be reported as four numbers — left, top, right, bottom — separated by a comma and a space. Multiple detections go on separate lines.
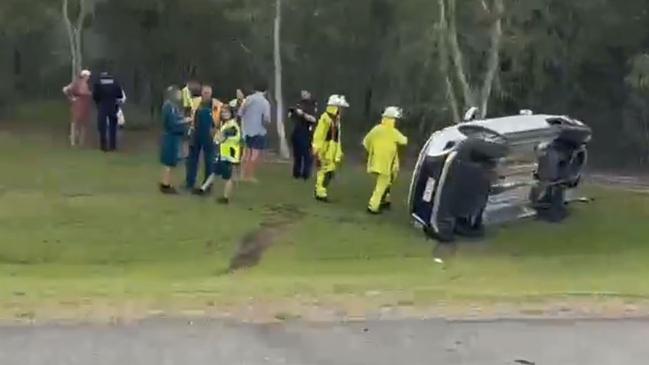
408, 110, 592, 242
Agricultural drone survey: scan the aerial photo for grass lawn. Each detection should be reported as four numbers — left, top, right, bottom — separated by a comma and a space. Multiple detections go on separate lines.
1, 115, 649, 322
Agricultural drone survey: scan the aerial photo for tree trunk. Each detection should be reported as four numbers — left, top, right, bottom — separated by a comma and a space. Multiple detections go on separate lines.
62, 0, 77, 81
74, 29, 82, 75
441, 0, 504, 119
437, 0, 460, 122
273, 0, 290, 159
445, 0, 475, 110
74, 0, 87, 76
12, 46, 22, 92
478, 0, 504, 118
445, 76, 460, 122
62, 0, 88, 81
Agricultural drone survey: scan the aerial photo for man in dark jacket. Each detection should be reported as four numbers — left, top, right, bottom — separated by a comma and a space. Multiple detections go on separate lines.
289, 90, 318, 180
92, 71, 125, 151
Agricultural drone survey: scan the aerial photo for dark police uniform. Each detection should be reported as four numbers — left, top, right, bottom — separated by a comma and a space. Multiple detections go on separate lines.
92, 72, 124, 151
290, 98, 318, 180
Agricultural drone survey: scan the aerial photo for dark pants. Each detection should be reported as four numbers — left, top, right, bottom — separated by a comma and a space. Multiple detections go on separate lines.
97, 107, 118, 151
292, 134, 312, 180
185, 134, 215, 189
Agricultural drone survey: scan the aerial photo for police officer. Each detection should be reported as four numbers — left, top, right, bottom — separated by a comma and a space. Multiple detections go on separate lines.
92, 71, 125, 151
289, 90, 318, 180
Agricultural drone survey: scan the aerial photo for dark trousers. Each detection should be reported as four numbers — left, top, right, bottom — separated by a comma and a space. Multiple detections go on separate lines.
97, 108, 118, 151
185, 134, 215, 189
291, 135, 313, 180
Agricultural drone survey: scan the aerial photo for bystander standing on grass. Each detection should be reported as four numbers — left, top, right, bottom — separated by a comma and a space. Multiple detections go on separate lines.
159, 85, 191, 194
62, 69, 92, 148
239, 81, 271, 183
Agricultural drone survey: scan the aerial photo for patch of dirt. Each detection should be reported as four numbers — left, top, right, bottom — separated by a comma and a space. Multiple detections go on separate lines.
588, 173, 649, 192
228, 203, 305, 272
61, 192, 95, 199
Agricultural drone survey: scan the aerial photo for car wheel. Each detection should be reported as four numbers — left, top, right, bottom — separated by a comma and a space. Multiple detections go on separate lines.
557, 125, 592, 146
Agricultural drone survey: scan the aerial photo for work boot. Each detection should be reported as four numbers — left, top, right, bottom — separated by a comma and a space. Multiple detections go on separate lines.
192, 188, 206, 196
380, 201, 392, 210
367, 207, 381, 215
159, 184, 178, 195
315, 195, 329, 203
217, 197, 230, 205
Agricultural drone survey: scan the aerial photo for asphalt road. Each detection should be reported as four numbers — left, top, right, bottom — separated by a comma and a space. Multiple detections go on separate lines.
0, 318, 647, 365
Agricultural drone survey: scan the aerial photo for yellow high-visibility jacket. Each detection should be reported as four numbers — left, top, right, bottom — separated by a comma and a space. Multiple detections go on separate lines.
191, 97, 223, 128
217, 119, 242, 164
313, 109, 343, 166
362, 118, 408, 176
181, 86, 193, 111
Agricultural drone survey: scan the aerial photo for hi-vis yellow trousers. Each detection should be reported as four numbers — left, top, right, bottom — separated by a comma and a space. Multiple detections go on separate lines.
315, 162, 336, 199
368, 173, 392, 212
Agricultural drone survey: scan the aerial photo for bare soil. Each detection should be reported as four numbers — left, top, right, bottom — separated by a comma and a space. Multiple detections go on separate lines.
228, 204, 305, 272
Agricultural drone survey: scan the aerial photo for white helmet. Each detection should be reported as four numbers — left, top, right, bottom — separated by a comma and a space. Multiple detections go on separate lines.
327, 94, 350, 108
80, 69, 91, 77
382, 106, 403, 119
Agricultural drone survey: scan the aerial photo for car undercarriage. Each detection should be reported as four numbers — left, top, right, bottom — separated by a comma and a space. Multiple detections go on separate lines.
409, 112, 592, 242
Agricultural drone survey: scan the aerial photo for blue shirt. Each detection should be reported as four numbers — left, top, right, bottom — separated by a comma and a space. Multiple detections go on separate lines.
195, 103, 215, 136
162, 102, 186, 135
239, 92, 271, 137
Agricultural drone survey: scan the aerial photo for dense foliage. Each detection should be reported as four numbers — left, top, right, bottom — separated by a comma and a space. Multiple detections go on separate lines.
1, 0, 649, 165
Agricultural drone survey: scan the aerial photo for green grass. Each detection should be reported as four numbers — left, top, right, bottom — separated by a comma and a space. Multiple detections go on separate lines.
1, 126, 649, 321
7, 99, 155, 130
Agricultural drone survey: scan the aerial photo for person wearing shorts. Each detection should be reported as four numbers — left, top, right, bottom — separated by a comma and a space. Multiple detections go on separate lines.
239, 81, 271, 182
245, 134, 266, 151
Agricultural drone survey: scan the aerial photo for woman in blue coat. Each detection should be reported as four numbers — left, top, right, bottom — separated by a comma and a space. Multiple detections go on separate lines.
159, 86, 190, 194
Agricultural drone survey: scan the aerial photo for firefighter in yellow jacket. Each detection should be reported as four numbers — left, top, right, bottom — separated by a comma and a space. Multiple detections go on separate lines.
312, 94, 350, 202
363, 106, 408, 214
